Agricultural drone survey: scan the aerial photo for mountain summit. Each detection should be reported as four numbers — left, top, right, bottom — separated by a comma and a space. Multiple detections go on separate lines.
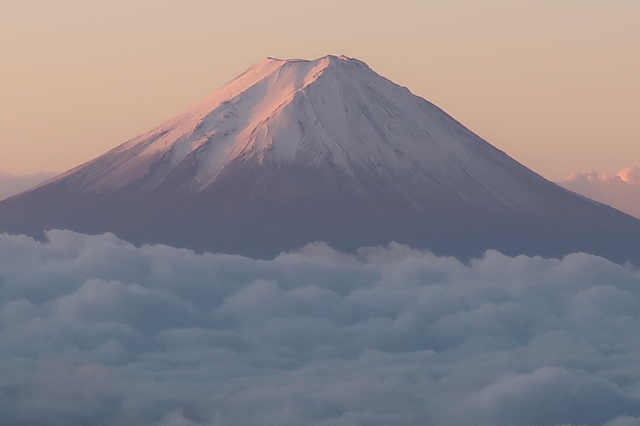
2, 55, 640, 263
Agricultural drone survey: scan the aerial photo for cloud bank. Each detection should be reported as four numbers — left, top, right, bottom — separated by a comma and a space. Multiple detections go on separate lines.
0, 231, 640, 425
559, 166, 640, 219
0, 171, 56, 201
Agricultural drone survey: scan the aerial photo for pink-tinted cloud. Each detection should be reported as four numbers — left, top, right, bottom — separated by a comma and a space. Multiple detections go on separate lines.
558, 166, 640, 219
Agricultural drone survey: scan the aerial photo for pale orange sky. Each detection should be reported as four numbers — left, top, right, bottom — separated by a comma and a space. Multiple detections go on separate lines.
1, 0, 638, 181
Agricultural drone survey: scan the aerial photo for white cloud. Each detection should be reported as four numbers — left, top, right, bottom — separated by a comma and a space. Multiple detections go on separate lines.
559, 166, 640, 219
0, 231, 639, 425
0, 171, 56, 200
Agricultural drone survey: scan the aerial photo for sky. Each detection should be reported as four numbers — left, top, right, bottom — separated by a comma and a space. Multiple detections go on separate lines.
1, 230, 640, 425
0, 0, 639, 181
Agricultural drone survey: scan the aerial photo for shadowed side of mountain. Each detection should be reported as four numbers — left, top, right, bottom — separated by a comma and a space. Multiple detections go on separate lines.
2, 155, 640, 265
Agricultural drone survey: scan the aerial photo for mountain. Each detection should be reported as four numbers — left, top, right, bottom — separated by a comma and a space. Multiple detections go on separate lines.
2, 55, 640, 263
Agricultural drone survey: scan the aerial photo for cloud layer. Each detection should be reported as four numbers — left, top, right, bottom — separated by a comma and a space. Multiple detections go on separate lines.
559, 166, 640, 219
0, 172, 56, 201
1, 231, 640, 425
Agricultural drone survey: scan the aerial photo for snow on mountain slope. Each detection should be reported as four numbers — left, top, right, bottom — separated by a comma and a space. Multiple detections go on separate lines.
48, 55, 547, 210
3, 55, 640, 263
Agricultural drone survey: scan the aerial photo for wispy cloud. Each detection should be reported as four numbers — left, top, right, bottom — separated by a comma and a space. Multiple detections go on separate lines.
0, 231, 639, 425
559, 166, 640, 219
0, 171, 56, 200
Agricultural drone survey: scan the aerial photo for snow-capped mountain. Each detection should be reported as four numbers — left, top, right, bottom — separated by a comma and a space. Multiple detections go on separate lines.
2, 55, 640, 263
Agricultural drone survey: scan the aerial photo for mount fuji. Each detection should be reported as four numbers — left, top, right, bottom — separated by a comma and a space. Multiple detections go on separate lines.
2, 55, 640, 263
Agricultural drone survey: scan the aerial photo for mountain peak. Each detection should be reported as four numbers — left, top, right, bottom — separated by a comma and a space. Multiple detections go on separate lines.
63, 55, 400, 191
4, 56, 640, 264
25, 55, 520, 197
264, 54, 358, 64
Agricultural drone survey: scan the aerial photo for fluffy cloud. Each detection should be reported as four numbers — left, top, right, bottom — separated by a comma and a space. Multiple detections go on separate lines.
559, 166, 640, 219
0, 171, 56, 201
0, 230, 640, 425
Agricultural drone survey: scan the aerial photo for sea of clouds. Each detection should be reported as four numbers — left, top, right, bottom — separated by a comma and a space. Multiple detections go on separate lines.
0, 230, 639, 426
